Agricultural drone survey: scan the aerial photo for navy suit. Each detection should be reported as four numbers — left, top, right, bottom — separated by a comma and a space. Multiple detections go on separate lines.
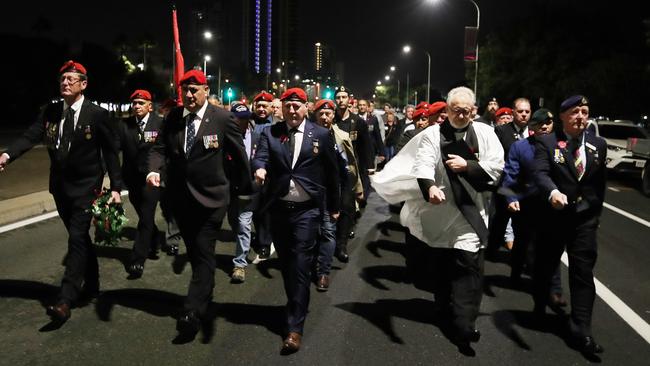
252, 120, 340, 334
488, 122, 528, 253
500, 137, 545, 280
532, 130, 606, 338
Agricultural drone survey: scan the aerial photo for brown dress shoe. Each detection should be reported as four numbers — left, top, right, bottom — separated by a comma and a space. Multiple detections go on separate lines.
316, 275, 330, 292
281, 332, 302, 354
46, 302, 71, 322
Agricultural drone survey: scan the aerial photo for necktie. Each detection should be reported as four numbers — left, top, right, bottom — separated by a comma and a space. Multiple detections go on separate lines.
186, 113, 197, 157
288, 128, 298, 161
58, 107, 75, 160
138, 118, 146, 132
573, 139, 585, 180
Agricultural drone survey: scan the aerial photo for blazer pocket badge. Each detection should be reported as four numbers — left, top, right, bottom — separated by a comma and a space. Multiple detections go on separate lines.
203, 134, 219, 149
313, 139, 320, 154
553, 148, 565, 164
144, 131, 158, 143
84, 125, 92, 140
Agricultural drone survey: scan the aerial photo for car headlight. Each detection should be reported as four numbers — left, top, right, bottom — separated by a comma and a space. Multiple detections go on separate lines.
607, 145, 623, 152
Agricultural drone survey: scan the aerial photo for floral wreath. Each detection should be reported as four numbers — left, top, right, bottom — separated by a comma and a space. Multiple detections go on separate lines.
89, 188, 128, 246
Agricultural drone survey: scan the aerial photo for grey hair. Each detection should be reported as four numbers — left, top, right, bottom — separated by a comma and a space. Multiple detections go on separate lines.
446, 86, 476, 106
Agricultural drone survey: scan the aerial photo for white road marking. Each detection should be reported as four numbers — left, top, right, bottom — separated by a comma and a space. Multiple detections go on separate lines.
604, 202, 650, 228
0, 211, 59, 234
607, 187, 620, 192
561, 252, 650, 344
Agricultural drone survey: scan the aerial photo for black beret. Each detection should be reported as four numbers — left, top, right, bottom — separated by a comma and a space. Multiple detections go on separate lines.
560, 95, 588, 113
334, 86, 351, 97
529, 108, 554, 125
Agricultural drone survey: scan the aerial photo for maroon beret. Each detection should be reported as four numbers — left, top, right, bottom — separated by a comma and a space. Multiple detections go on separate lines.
130, 89, 152, 101
427, 101, 447, 116
415, 101, 429, 110
413, 109, 428, 119
180, 69, 207, 85
253, 91, 274, 102
59, 60, 87, 75
280, 88, 307, 103
495, 107, 513, 117
313, 99, 335, 112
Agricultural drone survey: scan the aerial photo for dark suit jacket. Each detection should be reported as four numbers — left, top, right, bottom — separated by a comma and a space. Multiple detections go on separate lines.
6, 98, 123, 199
148, 104, 252, 209
252, 120, 340, 213
361, 113, 385, 157
533, 131, 607, 215
495, 122, 527, 157
117, 113, 163, 189
334, 113, 373, 172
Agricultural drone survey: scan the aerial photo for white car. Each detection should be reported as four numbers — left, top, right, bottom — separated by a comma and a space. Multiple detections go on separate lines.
594, 120, 649, 173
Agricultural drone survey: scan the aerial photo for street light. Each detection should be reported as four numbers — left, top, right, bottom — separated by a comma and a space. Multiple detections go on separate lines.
203, 55, 211, 76
425, 0, 480, 97
384, 75, 390, 81
203, 31, 213, 40
390, 65, 396, 72
403, 44, 431, 102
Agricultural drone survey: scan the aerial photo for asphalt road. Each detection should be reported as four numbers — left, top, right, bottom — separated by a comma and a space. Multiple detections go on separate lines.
0, 176, 649, 365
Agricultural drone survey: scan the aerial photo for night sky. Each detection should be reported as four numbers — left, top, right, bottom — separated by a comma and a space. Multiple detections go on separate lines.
1, 0, 647, 98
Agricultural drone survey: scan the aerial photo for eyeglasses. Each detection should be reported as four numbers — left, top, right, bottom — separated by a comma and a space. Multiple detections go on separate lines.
59, 75, 81, 85
450, 107, 471, 116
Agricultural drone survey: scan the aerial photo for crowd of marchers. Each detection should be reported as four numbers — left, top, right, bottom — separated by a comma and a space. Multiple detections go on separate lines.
0, 60, 606, 357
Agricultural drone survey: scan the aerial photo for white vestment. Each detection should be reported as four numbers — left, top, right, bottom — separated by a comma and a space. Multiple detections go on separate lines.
371, 123, 504, 252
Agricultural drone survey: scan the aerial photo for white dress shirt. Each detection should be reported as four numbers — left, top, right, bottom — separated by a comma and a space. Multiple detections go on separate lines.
182, 101, 209, 153
57, 95, 85, 149
282, 119, 310, 202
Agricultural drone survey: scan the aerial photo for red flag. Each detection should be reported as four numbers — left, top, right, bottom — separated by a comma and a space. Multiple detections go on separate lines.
173, 8, 185, 106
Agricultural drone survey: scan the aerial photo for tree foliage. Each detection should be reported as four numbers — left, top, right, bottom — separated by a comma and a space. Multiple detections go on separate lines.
477, 3, 650, 120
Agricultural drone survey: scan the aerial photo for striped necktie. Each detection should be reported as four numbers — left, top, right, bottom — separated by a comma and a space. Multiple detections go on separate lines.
573, 140, 584, 180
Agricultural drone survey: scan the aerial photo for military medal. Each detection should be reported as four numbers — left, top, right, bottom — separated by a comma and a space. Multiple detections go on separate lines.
203, 134, 219, 149
554, 149, 565, 164
350, 130, 358, 141
144, 131, 158, 143
84, 125, 92, 140
312, 139, 319, 154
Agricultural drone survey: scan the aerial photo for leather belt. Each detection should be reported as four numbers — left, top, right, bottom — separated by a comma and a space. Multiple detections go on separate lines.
275, 199, 316, 210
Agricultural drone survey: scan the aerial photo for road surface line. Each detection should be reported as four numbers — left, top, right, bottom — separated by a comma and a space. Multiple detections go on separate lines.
604, 202, 650, 228
561, 252, 650, 344
607, 187, 620, 192
0, 190, 129, 234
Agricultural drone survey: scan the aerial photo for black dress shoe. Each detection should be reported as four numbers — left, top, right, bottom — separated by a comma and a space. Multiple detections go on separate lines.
126, 263, 144, 279
334, 248, 349, 263
257, 246, 270, 259
177, 310, 201, 336
453, 328, 481, 343
348, 231, 355, 239
166, 243, 179, 256
574, 336, 604, 354
46, 302, 71, 322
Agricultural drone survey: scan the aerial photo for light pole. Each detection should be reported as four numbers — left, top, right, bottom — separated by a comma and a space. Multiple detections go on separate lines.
469, 0, 480, 98
203, 55, 211, 76
403, 45, 431, 102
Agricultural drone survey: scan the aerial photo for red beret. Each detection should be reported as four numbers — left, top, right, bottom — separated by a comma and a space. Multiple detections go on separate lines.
280, 88, 307, 103
313, 99, 335, 112
415, 101, 429, 110
253, 91, 274, 102
130, 89, 152, 101
59, 60, 87, 75
180, 69, 207, 85
427, 101, 447, 116
495, 107, 513, 117
413, 109, 428, 119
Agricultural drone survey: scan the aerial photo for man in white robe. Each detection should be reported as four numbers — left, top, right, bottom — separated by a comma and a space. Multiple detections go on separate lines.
372, 87, 504, 350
